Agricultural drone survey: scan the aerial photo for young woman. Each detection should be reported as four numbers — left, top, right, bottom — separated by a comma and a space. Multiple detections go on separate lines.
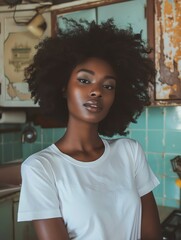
18, 19, 162, 240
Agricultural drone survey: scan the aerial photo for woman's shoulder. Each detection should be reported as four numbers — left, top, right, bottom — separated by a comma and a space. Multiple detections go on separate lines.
104, 137, 138, 147
22, 144, 56, 169
103, 137, 143, 155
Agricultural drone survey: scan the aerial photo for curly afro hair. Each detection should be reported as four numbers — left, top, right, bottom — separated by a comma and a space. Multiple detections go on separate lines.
25, 18, 155, 137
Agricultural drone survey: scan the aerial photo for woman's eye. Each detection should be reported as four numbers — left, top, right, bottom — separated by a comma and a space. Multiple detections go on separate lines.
77, 78, 90, 84
103, 85, 115, 90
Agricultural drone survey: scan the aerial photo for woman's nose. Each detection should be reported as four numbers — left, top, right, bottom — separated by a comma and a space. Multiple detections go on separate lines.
90, 89, 102, 98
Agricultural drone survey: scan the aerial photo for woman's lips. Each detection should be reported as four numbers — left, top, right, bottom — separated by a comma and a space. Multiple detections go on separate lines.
83, 100, 103, 112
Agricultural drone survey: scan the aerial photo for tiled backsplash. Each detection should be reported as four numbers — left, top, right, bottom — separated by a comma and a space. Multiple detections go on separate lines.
0, 106, 181, 208
22, 127, 66, 159
0, 130, 22, 164
128, 107, 181, 209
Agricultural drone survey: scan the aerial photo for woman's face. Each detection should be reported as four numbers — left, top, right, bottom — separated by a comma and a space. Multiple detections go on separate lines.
66, 57, 117, 124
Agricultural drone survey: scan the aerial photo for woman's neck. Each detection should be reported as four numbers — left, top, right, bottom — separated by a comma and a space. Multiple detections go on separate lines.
55, 119, 104, 160
62, 121, 101, 147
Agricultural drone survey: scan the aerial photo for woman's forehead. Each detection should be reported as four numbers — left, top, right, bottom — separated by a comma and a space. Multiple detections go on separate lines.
72, 57, 117, 76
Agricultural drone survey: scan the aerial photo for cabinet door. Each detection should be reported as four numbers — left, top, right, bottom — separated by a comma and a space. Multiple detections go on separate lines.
0, 11, 51, 107
13, 201, 38, 240
56, 8, 96, 29
97, 0, 147, 40
0, 199, 13, 240
55, 0, 147, 45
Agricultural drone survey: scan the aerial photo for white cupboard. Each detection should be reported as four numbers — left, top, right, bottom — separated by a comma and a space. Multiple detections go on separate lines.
0, 192, 38, 240
0, 9, 51, 107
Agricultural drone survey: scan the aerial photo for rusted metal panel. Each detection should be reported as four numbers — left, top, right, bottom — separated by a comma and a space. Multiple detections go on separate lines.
155, 0, 181, 103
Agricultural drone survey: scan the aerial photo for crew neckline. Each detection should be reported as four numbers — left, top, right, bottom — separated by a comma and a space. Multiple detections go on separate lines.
51, 138, 110, 168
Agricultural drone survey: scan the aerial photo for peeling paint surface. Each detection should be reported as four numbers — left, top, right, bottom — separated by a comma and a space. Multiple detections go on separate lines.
155, 0, 181, 101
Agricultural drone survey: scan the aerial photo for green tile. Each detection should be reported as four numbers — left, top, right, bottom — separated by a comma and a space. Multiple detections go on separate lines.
147, 107, 164, 129
165, 177, 180, 200
34, 125, 42, 143
129, 110, 146, 129
155, 197, 164, 206
147, 153, 164, 175
43, 143, 51, 149
3, 143, 13, 162
53, 128, 66, 142
32, 143, 43, 154
165, 131, 181, 154
165, 106, 181, 130
164, 154, 178, 178
23, 142, 43, 160
3, 133, 13, 143
13, 132, 21, 142
153, 175, 164, 198
42, 128, 53, 144
147, 130, 164, 153
22, 143, 33, 160
13, 142, 22, 160
164, 198, 180, 208
131, 130, 146, 150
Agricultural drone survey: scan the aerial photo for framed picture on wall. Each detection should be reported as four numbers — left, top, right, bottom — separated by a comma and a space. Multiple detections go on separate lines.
0, 10, 51, 107
4, 31, 39, 103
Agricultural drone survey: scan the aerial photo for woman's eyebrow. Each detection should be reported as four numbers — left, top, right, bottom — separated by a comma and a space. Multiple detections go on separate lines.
77, 69, 94, 75
105, 75, 117, 81
77, 69, 117, 81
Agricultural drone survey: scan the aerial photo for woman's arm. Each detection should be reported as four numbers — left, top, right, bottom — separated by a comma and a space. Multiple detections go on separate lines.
33, 217, 69, 240
141, 191, 162, 240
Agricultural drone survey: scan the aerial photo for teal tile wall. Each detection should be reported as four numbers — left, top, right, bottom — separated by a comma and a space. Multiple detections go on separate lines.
128, 106, 181, 208
22, 126, 66, 159
0, 130, 22, 164
1, 106, 180, 208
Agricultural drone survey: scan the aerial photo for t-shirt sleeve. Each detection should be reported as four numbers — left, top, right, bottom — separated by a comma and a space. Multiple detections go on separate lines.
18, 157, 62, 222
134, 141, 160, 197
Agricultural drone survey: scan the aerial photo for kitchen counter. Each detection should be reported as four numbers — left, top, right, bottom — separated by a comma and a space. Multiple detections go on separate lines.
158, 205, 178, 223
0, 161, 21, 199
0, 184, 20, 199
0, 161, 21, 185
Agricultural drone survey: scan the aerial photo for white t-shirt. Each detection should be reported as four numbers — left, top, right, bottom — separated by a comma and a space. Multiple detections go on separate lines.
18, 138, 159, 240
